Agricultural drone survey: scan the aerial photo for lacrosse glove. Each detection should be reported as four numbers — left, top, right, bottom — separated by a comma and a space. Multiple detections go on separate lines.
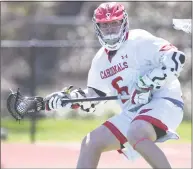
45, 86, 75, 111
130, 78, 153, 105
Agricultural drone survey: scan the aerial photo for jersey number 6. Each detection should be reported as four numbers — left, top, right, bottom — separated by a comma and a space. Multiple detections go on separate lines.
111, 76, 129, 103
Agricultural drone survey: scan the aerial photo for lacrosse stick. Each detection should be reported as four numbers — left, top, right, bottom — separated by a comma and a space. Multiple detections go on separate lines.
7, 88, 130, 121
172, 19, 191, 33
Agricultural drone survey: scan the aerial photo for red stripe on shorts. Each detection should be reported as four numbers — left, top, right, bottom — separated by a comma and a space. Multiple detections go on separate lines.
103, 121, 127, 145
132, 115, 168, 131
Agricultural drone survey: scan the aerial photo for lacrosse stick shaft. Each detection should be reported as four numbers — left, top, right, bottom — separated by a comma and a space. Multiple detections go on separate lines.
61, 95, 130, 103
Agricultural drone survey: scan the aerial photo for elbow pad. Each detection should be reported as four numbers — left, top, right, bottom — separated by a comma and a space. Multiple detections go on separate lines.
139, 50, 185, 90
159, 50, 185, 78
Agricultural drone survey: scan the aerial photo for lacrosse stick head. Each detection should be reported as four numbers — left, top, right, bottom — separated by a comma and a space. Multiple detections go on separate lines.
7, 88, 44, 121
172, 19, 191, 34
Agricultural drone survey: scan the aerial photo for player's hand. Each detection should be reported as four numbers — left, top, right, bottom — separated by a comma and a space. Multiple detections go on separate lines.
44, 86, 76, 111
137, 68, 167, 90
130, 87, 152, 105
44, 91, 72, 111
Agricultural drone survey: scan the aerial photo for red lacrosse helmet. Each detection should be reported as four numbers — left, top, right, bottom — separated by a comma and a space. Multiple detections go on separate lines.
92, 2, 129, 51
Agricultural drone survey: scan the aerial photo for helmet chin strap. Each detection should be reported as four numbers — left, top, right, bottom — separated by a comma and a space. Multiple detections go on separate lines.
99, 31, 127, 51
99, 27, 123, 50
106, 43, 121, 51
98, 24, 129, 51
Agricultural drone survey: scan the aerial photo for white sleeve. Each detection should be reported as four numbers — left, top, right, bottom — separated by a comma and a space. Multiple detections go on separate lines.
137, 31, 186, 89
149, 37, 186, 81
137, 30, 185, 72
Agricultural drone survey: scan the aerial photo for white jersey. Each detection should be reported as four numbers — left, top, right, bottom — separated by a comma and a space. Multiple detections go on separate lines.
87, 29, 183, 110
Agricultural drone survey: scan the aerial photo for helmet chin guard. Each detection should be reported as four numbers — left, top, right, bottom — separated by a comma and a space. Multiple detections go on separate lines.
93, 2, 129, 51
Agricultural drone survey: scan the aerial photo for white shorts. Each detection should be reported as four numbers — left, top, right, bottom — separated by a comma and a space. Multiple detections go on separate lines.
103, 97, 184, 160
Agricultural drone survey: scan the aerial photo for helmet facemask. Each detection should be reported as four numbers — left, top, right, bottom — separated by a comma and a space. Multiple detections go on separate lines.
93, 11, 129, 51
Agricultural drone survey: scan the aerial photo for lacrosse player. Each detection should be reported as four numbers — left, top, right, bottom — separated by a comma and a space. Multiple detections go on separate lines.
45, 2, 186, 168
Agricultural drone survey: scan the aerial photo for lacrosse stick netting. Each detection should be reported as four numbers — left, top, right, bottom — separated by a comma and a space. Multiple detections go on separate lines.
173, 19, 191, 33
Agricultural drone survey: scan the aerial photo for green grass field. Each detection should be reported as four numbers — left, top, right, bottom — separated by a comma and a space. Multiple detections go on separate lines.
1, 118, 191, 143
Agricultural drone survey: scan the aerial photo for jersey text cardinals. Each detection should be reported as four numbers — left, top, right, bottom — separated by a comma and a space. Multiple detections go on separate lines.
100, 62, 128, 79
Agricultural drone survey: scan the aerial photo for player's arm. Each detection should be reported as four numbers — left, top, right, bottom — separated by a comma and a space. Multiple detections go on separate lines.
45, 49, 108, 112
130, 33, 186, 105
138, 44, 186, 91
44, 86, 106, 112
45, 57, 107, 112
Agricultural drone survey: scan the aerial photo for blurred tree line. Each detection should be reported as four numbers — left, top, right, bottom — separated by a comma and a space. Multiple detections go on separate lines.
1, 2, 192, 120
